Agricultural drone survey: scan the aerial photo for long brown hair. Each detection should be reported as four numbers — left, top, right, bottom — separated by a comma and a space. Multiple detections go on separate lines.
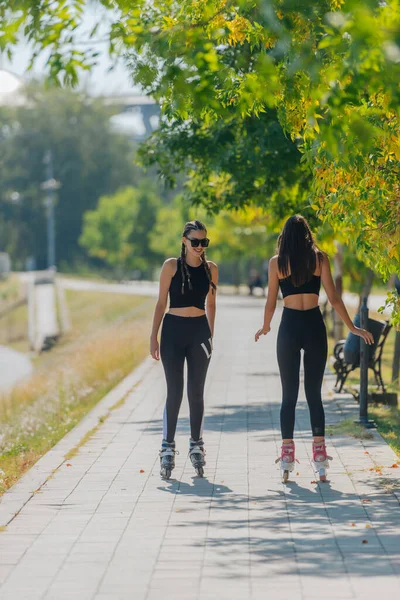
277, 215, 323, 286
181, 220, 216, 295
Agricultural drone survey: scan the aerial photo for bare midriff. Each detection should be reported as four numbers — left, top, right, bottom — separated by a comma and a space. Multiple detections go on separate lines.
282, 293, 319, 311
168, 307, 206, 317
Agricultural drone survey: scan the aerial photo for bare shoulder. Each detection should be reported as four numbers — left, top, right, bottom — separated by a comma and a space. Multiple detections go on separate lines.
319, 251, 330, 267
207, 260, 218, 272
162, 258, 178, 274
269, 255, 279, 272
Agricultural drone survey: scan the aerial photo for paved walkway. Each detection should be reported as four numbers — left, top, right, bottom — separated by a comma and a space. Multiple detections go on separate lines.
58, 275, 392, 314
0, 345, 33, 391
0, 297, 399, 600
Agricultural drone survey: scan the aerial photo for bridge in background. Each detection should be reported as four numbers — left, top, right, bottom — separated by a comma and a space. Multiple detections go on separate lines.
99, 93, 160, 137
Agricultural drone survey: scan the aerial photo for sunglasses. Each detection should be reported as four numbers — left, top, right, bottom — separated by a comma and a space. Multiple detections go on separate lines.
186, 237, 210, 248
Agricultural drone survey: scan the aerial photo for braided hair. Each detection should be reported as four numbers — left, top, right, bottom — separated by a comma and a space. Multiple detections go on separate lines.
181, 220, 217, 295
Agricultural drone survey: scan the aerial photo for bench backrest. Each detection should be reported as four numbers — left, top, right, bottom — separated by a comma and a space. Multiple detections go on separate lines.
343, 316, 389, 367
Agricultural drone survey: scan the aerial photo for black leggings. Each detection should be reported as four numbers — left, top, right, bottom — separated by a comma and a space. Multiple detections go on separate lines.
160, 314, 212, 443
277, 306, 327, 439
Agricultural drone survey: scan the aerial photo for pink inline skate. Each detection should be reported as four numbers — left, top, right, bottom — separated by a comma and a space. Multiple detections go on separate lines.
275, 441, 298, 483
312, 441, 332, 482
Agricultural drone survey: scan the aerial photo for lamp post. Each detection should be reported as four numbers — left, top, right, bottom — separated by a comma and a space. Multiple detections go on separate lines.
0, 70, 61, 271
355, 297, 376, 428
41, 150, 60, 270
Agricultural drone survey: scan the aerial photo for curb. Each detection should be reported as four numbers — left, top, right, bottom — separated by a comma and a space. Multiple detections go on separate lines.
0, 356, 155, 528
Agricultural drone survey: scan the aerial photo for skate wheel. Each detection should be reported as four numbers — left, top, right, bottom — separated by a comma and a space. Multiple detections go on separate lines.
282, 470, 289, 483
161, 468, 171, 480
196, 467, 204, 477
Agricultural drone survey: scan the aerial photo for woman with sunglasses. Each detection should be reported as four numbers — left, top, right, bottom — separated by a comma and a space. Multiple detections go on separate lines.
255, 215, 374, 482
150, 220, 218, 479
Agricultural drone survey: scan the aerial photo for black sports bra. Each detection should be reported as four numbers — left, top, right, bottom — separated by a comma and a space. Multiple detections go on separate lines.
169, 258, 210, 310
279, 275, 321, 299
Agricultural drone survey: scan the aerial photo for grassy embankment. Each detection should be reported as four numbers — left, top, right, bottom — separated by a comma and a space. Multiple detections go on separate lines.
326, 304, 400, 457
0, 276, 28, 353
0, 287, 154, 495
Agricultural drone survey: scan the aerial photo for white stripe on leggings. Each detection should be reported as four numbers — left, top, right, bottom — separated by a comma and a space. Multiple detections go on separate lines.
163, 403, 168, 440
199, 406, 205, 440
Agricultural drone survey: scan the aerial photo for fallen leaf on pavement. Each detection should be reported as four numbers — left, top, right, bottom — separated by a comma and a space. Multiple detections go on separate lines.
362, 540, 368, 544
140, 469, 145, 473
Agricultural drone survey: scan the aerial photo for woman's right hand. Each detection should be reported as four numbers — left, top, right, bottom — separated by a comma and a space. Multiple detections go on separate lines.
255, 325, 271, 342
150, 336, 160, 360
351, 326, 374, 345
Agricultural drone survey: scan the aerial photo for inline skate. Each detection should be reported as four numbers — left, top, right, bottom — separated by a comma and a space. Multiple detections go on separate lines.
312, 440, 332, 482
275, 441, 298, 483
189, 438, 206, 477
159, 440, 178, 480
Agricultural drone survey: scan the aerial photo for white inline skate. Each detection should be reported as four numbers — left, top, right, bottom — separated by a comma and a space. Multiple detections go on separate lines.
189, 438, 206, 477
159, 440, 178, 480
275, 441, 298, 483
312, 441, 332, 482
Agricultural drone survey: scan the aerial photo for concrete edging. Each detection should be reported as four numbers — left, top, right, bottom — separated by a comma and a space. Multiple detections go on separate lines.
0, 356, 155, 528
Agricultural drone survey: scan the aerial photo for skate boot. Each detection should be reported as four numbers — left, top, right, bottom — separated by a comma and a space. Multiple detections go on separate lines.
159, 440, 178, 480
312, 441, 332, 482
275, 441, 298, 483
189, 438, 206, 477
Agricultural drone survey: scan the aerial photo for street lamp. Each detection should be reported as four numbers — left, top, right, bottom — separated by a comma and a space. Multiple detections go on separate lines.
0, 69, 61, 270
41, 150, 61, 270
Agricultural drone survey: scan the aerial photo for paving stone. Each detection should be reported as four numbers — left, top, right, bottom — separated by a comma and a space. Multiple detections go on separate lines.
1, 297, 399, 599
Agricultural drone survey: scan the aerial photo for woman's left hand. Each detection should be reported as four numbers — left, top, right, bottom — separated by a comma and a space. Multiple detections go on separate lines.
255, 326, 270, 342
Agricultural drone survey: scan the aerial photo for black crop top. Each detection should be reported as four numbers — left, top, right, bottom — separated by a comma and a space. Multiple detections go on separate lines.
279, 275, 321, 299
169, 258, 210, 310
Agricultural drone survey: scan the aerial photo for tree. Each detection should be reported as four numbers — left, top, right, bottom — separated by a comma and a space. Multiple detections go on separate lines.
139, 109, 310, 215
2, 1, 400, 320
0, 83, 136, 269
80, 185, 162, 277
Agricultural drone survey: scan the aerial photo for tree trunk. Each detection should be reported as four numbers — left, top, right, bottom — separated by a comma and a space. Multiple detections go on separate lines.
392, 330, 400, 385
333, 242, 344, 341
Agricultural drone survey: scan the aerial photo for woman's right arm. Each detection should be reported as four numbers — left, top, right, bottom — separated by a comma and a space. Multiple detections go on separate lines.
150, 259, 175, 360
320, 254, 374, 345
255, 257, 279, 342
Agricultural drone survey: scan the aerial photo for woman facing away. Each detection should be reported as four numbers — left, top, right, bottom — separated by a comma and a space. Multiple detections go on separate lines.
255, 215, 374, 483
150, 220, 218, 479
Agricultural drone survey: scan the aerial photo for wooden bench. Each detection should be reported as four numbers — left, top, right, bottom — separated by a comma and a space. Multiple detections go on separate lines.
331, 319, 392, 393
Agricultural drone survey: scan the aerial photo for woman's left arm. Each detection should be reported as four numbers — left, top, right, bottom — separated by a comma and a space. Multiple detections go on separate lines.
206, 262, 219, 336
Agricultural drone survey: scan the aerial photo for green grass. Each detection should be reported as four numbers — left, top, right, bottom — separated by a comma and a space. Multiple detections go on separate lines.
0, 303, 29, 353
368, 406, 400, 457
0, 276, 28, 352
326, 419, 375, 440
0, 290, 155, 495
0, 275, 22, 307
